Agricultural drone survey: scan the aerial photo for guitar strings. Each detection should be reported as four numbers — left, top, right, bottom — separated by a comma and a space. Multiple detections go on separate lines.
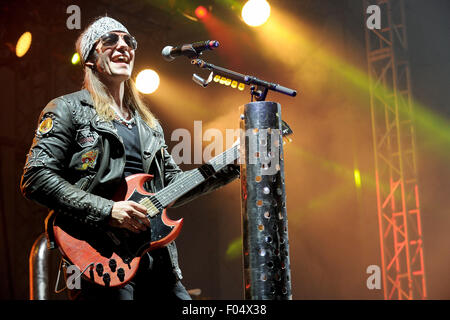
142, 144, 239, 212
153, 144, 238, 204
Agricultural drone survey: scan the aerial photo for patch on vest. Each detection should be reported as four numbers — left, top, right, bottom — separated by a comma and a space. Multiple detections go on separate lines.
76, 128, 99, 148
37, 116, 54, 136
76, 149, 99, 171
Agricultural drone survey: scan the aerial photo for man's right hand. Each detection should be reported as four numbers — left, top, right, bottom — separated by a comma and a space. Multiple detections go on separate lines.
108, 201, 150, 233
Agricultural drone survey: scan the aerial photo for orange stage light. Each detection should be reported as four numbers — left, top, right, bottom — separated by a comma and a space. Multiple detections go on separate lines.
195, 6, 208, 19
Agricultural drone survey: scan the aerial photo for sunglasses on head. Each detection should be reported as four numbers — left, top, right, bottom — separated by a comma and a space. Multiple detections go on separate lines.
99, 32, 138, 50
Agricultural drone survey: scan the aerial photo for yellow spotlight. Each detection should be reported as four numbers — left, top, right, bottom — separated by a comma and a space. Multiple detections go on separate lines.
71, 53, 80, 65
354, 169, 362, 188
16, 31, 32, 57
136, 69, 160, 94
242, 0, 271, 27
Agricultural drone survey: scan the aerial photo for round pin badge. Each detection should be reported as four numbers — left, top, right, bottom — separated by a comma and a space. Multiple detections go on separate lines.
38, 117, 53, 135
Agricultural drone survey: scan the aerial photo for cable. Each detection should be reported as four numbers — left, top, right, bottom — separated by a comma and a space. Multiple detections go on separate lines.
54, 258, 96, 294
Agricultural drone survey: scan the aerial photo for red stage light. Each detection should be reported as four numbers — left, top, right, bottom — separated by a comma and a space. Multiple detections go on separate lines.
195, 6, 208, 19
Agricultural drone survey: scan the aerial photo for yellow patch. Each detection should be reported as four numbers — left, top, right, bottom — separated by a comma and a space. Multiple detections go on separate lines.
38, 117, 53, 135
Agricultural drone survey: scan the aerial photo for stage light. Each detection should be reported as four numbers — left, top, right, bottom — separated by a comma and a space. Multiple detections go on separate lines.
354, 169, 362, 188
195, 6, 208, 19
213, 74, 246, 91
136, 69, 160, 94
15, 31, 32, 57
71, 53, 80, 65
242, 0, 271, 27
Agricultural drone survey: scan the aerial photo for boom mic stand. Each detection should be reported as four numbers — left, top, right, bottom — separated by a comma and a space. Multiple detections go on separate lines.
191, 58, 297, 101
190, 57, 297, 300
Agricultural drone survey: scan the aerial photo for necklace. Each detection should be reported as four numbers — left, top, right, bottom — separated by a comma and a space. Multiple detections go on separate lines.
114, 111, 135, 129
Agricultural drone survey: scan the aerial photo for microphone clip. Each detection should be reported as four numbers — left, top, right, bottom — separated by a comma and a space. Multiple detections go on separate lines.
181, 44, 203, 59
250, 85, 269, 102
192, 71, 214, 88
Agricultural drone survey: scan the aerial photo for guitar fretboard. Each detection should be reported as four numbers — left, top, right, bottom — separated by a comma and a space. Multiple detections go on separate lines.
149, 142, 240, 209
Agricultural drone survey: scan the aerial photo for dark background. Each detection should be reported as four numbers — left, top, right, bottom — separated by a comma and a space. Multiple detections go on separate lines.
0, 0, 448, 300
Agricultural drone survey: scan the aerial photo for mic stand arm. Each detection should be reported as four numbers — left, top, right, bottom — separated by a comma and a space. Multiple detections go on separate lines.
191, 59, 297, 101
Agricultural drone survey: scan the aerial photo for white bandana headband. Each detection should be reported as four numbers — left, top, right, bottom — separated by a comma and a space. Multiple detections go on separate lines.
77, 17, 129, 64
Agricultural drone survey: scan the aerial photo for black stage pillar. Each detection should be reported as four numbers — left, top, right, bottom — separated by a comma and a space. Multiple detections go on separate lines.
239, 101, 292, 300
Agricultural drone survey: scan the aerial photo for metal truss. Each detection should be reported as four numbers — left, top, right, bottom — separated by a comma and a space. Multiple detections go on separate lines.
364, 0, 427, 300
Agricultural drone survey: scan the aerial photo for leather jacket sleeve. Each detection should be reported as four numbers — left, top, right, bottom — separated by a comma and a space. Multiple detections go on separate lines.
20, 98, 114, 224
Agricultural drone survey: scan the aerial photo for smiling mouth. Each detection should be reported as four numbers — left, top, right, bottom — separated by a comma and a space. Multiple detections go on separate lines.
111, 55, 130, 64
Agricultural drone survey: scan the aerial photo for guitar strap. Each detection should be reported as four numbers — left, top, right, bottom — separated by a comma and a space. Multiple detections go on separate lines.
166, 242, 183, 280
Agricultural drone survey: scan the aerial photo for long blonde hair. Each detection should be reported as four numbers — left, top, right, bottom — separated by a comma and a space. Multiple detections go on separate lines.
83, 67, 158, 129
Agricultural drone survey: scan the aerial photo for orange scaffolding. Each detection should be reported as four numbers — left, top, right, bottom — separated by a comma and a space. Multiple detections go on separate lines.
364, 0, 427, 300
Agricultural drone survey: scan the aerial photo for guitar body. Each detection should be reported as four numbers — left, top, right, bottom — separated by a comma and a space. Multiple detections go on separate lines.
53, 173, 183, 288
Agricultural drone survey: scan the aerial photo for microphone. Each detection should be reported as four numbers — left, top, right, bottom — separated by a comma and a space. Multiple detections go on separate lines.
161, 40, 219, 61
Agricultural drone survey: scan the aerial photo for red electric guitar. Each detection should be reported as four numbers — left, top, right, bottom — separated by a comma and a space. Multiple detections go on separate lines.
53, 122, 292, 287
53, 143, 241, 287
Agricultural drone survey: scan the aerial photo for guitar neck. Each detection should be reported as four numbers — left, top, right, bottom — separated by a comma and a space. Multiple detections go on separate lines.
152, 142, 240, 208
